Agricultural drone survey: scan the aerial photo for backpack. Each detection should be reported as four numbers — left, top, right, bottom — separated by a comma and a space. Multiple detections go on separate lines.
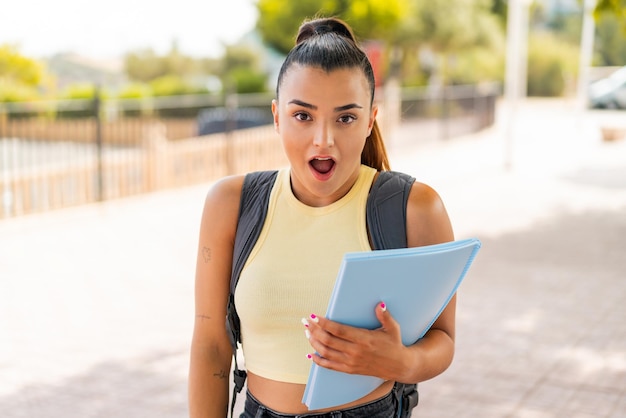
226, 169, 419, 418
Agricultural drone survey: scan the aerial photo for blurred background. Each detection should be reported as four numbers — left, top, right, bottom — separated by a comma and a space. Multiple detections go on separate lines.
1, 1, 625, 417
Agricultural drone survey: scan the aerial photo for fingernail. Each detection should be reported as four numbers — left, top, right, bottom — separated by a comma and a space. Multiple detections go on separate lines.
380, 302, 386, 312
310, 314, 319, 323
305, 329, 311, 339
306, 353, 313, 360
301, 318, 309, 327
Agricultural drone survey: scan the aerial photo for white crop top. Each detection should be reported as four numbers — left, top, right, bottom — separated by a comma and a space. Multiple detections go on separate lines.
234, 165, 376, 383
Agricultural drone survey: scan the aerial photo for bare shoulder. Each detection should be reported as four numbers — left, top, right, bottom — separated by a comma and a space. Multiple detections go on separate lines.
406, 181, 454, 247
200, 174, 246, 237
204, 175, 245, 210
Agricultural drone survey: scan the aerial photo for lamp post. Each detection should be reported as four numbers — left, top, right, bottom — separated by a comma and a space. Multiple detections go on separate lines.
504, 0, 531, 171
577, 0, 596, 112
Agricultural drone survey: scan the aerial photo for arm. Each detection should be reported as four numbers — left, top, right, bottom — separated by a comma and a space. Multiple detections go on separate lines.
188, 175, 244, 418
305, 181, 455, 384
397, 180, 456, 382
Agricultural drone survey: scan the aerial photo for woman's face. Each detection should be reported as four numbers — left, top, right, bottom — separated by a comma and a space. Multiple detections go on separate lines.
272, 64, 377, 207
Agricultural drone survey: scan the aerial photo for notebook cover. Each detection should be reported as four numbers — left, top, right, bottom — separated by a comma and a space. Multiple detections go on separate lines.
302, 238, 482, 410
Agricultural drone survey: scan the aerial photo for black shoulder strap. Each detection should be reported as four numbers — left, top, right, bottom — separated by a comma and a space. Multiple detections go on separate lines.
226, 170, 278, 418
226, 169, 416, 417
367, 170, 415, 250
230, 170, 279, 294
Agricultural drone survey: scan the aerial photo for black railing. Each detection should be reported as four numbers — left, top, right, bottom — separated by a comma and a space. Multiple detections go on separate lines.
0, 84, 499, 218
400, 83, 500, 140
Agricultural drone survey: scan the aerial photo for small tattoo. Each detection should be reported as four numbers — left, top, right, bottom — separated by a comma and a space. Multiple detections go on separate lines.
213, 369, 228, 379
202, 247, 211, 263
196, 314, 211, 321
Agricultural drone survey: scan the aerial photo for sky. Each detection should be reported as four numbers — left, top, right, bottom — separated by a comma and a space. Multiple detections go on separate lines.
0, 0, 258, 60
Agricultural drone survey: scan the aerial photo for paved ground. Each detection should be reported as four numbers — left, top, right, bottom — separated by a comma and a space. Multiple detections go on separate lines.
1, 98, 625, 417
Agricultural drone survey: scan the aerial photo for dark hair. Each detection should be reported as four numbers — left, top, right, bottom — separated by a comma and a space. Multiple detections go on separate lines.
276, 17, 390, 171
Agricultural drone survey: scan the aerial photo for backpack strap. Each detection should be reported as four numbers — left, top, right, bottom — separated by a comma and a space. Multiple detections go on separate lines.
367, 170, 415, 251
226, 170, 278, 418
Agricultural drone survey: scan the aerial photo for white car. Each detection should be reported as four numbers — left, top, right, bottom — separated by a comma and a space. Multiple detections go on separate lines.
589, 66, 626, 109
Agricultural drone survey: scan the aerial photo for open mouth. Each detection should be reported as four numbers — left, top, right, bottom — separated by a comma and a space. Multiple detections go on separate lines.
310, 157, 335, 175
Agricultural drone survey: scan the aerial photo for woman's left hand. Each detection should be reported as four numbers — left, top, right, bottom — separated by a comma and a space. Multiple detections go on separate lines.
303, 303, 411, 382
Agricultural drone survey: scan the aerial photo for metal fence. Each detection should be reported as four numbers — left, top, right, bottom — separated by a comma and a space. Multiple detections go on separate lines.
0, 84, 499, 219
399, 83, 498, 139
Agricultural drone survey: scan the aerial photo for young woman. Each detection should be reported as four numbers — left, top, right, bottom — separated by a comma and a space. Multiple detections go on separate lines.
188, 17, 455, 418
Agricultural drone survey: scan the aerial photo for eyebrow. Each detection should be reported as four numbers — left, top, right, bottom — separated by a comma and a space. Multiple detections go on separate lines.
287, 99, 363, 112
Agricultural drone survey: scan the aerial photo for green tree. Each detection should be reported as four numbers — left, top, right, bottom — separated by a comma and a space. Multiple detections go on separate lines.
527, 31, 579, 96
125, 49, 168, 82
124, 41, 207, 83
405, 0, 504, 85
256, 0, 407, 54
413, 0, 501, 52
220, 44, 268, 94
149, 75, 207, 96
490, 0, 508, 28
593, 13, 626, 65
594, 0, 626, 32
537, 1, 626, 67
0, 45, 49, 102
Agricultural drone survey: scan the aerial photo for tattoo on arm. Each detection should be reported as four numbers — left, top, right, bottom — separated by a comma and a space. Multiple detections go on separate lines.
213, 369, 228, 380
202, 247, 211, 263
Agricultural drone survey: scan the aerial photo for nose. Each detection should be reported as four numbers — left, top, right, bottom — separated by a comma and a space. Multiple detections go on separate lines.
312, 122, 334, 148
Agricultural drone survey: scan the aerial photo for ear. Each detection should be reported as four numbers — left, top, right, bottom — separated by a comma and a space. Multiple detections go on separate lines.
368, 104, 378, 136
271, 99, 280, 133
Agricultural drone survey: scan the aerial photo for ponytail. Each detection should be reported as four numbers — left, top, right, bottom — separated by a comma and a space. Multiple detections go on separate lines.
362, 119, 390, 171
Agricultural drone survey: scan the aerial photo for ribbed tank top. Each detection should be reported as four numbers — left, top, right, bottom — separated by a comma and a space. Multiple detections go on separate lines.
234, 165, 376, 383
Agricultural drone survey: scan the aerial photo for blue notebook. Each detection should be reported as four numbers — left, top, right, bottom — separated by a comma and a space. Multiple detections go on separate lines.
302, 238, 482, 410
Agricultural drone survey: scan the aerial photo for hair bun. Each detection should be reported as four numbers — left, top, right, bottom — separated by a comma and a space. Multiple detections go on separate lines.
314, 24, 332, 35
296, 17, 357, 45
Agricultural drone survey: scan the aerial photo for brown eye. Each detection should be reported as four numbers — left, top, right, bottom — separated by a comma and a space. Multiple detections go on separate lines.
294, 112, 312, 121
338, 115, 356, 124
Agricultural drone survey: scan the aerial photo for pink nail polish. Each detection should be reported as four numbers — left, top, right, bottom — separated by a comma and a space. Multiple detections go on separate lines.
380, 302, 387, 312
301, 318, 309, 327
306, 353, 313, 360
310, 314, 319, 323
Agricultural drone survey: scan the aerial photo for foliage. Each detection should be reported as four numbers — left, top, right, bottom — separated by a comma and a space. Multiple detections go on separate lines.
413, 0, 502, 52
593, 13, 626, 66
532, 0, 626, 67
60, 83, 100, 100
490, 0, 508, 28
446, 46, 505, 85
0, 45, 49, 102
117, 82, 152, 99
229, 68, 268, 94
547, 12, 582, 45
256, 0, 407, 54
0, 80, 41, 103
342, 0, 409, 42
149, 75, 207, 96
527, 31, 579, 97
594, 0, 626, 32
0, 45, 45, 86
125, 49, 168, 82
401, 0, 504, 86
220, 44, 268, 94
124, 42, 211, 84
